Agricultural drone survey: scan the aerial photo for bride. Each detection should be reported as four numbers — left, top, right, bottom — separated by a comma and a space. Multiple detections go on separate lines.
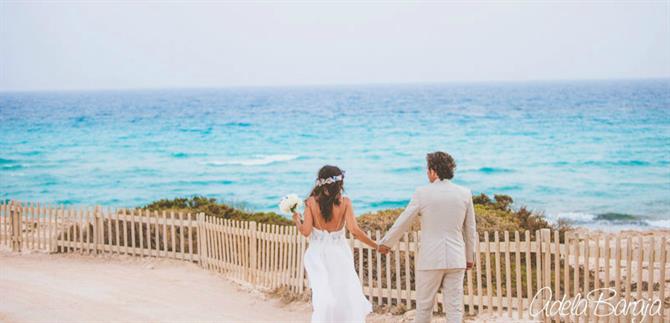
291, 165, 378, 323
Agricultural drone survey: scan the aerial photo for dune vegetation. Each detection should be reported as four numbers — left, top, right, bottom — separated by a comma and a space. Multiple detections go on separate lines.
143, 196, 293, 225
142, 193, 568, 237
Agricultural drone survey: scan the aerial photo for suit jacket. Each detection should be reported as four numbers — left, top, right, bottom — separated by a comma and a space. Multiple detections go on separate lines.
378, 179, 477, 270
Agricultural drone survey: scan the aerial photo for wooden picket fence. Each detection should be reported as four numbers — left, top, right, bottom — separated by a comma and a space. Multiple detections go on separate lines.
0, 201, 201, 260
1, 200, 669, 322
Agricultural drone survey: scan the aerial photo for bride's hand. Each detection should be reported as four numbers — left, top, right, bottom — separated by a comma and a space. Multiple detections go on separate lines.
292, 211, 302, 222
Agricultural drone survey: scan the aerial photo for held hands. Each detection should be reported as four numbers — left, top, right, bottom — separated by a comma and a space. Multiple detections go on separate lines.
373, 243, 475, 268
376, 245, 475, 268
377, 244, 391, 254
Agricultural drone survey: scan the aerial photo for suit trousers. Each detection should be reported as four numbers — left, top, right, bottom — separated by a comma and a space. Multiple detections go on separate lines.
414, 268, 465, 323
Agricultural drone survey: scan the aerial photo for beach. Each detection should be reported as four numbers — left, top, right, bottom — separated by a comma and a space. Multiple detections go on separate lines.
2, 2, 667, 322
1, 249, 537, 323
0, 249, 312, 322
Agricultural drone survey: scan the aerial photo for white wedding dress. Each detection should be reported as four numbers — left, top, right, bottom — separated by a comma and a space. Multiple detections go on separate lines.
303, 227, 372, 323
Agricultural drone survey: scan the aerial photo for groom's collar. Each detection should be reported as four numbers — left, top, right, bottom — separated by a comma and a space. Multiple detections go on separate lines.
431, 178, 451, 184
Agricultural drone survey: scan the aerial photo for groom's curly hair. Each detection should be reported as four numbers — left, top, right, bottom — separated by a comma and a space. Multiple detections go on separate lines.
426, 151, 456, 180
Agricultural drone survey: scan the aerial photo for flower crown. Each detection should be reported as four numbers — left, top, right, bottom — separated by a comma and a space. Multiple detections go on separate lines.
315, 174, 344, 187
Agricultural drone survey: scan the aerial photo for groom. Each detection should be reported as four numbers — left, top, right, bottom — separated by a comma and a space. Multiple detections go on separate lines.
378, 151, 477, 323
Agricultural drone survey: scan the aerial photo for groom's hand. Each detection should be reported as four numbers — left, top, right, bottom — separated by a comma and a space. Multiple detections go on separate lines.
466, 262, 474, 269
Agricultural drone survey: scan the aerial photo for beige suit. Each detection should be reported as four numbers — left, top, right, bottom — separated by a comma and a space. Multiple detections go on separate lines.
379, 179, 476, 323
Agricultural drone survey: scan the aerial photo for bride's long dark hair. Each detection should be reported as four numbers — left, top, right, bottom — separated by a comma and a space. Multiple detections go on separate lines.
308, 165, 345, 222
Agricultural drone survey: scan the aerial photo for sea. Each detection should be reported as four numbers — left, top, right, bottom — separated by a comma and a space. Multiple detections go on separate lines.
1, 79, 669, 230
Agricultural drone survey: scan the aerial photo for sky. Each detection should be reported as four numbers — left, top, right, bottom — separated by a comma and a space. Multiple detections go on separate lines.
1, 1, 669, 91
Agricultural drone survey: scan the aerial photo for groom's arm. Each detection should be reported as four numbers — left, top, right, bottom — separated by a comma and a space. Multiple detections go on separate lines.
463, 192, 477, 267
379, 190, 421, 248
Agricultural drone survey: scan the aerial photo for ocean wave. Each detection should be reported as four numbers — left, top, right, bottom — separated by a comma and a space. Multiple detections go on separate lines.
179, 127, 212, 135
17, 151, 42, 156
126, 167, 160, 176
171, 152, 207, 159
72, 116, 89, 124
490, 184, 523, 191
223, 122, 252, 127
594, 212, 640, 222
205, 154, 300, 166
553, 212, 596, 222
535, 185, 566, 194
554, 212, 648, 223
0, 158, 16, 165
582, 160, 651, 167
461, 167, 515, 174
160, 179, 235, 186
478, 167, 514, 174
368, 200, 409, 208
390, 166, 422, 173
551, 211, 670, 228
1, 164, 23, 171
541, 160, 655, 167
55, 199, 81, 205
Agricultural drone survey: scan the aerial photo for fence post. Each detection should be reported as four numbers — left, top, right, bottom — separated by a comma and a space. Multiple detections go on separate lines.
10, 201, 22, 252
94, 205, 101, 254
540, 228, 551, 322
196, 213, 205, 267
298, 234, 306, 292
249, 221, 257, 284
50, 206, 58, 253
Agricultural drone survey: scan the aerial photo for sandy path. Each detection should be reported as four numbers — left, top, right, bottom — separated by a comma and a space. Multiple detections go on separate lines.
0, 250, 526, 323
0, 250, 311, 322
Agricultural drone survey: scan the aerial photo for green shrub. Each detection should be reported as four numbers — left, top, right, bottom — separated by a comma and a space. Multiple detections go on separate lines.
142, 196, 292, 225
142, 193, 570, 237
357, 193, 569, 238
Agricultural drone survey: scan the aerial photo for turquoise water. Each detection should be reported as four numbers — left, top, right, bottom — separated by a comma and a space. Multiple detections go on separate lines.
1, 80, 669, 229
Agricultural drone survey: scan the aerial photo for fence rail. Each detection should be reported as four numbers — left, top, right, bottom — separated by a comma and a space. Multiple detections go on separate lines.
1, 200, 668, 322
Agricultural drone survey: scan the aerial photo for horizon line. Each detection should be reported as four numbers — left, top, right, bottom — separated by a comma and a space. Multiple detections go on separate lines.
2, 76, 669, 94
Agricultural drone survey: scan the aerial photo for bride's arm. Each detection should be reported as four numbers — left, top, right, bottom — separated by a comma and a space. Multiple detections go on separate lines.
344, 198, 378, 250
292, 198, 313, 237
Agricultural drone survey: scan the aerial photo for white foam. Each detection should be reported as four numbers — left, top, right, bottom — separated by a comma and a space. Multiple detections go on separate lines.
647, 219, 670, 228
549, 211, 670, 230
205, 154, 299, 166
552, 212, 596, 222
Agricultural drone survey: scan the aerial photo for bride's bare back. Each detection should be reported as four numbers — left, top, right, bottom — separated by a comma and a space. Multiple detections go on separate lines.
293, 196, 377, 249
307, 196, 346, 232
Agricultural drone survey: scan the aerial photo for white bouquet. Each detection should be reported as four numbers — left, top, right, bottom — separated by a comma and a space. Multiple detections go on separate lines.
279, 194, 304, 214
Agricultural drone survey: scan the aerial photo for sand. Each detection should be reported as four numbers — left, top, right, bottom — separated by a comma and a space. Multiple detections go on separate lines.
0, 250, 312, 323
0, 250, 533, 323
